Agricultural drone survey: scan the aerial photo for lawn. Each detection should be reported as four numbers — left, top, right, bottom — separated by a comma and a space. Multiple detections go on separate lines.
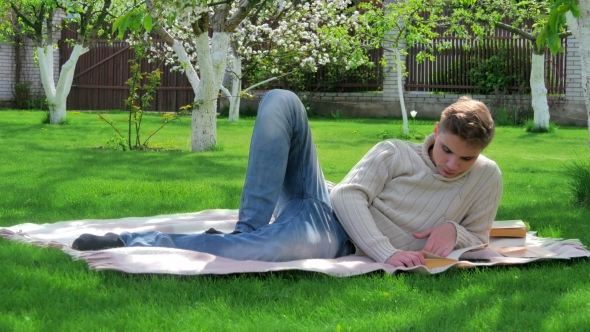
1, 110, 590, 331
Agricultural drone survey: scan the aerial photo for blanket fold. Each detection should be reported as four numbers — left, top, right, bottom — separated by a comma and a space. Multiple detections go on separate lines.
1, 209, 589, 276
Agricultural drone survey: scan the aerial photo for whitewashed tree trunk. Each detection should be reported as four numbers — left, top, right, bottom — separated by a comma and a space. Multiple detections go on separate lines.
228, 54, 242, 122
36, 44, 88, 124
190, 31, 231, 152
530, 51, 549, 130
395, 48, 409, 134
566, 7, 590, 146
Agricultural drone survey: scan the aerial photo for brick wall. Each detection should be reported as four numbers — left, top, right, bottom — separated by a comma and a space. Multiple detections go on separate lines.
0, 42, 15, 101
0, 12, 62, 107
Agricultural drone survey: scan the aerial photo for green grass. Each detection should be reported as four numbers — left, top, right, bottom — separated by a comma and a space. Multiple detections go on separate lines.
1, 110, 590, 331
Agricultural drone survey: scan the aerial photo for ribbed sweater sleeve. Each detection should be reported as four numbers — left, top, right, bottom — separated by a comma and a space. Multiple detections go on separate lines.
330, 141, 402, 263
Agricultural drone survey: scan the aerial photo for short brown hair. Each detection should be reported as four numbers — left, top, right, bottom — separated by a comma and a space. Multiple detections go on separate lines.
439, 96, 495, 149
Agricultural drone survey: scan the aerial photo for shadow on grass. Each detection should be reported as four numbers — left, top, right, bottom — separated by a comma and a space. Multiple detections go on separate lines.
0, 142, 248, 224
1, 238, 589, 331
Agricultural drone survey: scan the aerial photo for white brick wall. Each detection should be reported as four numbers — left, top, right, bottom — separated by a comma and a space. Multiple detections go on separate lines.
565, 35, 583, 100
0, 11, 62, 105
0, 42, 15, 100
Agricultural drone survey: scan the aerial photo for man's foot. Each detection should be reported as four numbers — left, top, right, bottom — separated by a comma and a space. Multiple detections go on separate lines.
204, 228, 242, 235
72, 232, 124, 251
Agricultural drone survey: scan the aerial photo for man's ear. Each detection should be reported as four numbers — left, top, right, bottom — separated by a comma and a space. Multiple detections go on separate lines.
433, 122, 439, 137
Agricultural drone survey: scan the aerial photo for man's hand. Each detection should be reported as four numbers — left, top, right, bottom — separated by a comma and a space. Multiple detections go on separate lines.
385, 251, 426, 267
412, 222, 457, 257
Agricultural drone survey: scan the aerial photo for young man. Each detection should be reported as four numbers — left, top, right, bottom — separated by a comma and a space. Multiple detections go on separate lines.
73, 90, 502, 268
330, 96, 501, 267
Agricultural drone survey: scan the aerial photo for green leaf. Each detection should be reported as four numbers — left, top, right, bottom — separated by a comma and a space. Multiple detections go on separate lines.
570, 3, 580, 18
536, 25, 547, 52
117, 15, 131, 39
547, 28, 562, 54
112, 15, 125, 34
129, 13, 143, 32
143, 14, 153, 32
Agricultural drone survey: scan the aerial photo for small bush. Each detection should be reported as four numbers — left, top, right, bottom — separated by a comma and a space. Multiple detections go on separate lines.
41, 112, 69, 125
331, 109, 344, 120
26, 95, 49, 110
377, 128, 425, 142
564, 159, 590, 207
493, 106, 520, 126
14, 81, 32, 109
218, 103, 230, 117
525, 120, 557, 133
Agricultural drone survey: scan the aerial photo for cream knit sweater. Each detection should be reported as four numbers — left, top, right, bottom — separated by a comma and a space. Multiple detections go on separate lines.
330, 134, 503, 263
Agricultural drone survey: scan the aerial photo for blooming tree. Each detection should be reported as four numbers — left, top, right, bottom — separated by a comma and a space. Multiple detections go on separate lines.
117, 0, 268, 151
0, 0, 116, 124
119, 0, 367, 150
222, 0, 369, 122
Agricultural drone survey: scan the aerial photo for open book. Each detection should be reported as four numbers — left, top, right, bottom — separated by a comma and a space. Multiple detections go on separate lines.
420, 244, 484, 269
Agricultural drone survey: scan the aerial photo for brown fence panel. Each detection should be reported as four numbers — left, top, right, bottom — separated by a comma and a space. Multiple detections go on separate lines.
61, 27, 195, 112
405, 22, 567, 95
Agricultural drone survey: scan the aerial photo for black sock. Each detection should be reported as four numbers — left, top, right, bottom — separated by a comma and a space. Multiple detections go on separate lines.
204, 228, 242, 235
72, 232, 124, 251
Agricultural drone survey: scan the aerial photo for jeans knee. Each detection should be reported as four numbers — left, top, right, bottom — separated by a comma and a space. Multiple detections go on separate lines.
259, 89, 303, 118
264, 89, 298, 102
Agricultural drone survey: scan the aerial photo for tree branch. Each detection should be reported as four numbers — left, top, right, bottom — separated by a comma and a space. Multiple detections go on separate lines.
9, 2, 37, 30
225, 0, 261, 32
484, 20, 535, 42
244, 71, 294, 92
208, 0, 233, 6
83, 0, 114, 47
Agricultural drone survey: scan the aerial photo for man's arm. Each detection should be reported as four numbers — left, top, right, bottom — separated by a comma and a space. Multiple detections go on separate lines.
416, 161, 503, 254
331, 141, 403, 263
452, 163, 503, 248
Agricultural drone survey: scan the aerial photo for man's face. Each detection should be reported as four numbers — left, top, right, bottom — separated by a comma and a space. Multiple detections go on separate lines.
430, 126, 483, 178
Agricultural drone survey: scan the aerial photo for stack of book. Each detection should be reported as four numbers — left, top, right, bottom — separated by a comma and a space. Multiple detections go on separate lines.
489, 220, 529, 247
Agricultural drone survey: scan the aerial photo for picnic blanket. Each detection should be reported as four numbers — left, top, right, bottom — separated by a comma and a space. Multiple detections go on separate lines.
1, 209, 589, 276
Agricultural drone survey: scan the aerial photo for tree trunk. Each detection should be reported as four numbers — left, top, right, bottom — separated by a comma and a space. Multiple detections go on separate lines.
566, 7, 590, 146
395, 48, 409, 134
530, 51, 549, 130
583, 48, 590, 146
190, 31, 231, 152
228, 54, 242, 122
37, 44, 88, 124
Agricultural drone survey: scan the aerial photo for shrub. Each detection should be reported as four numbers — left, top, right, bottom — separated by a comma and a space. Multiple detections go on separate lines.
564, 159, 590, 207
525, 120, 557, 133
468, 50, 517, 94
98, 34, 178, 151
490, 104, 533, 127
14, 81, 31, 109
41, 112, 69, 125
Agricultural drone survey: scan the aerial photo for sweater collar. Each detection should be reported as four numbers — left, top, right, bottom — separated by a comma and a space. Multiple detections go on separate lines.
421, 134, 471, 181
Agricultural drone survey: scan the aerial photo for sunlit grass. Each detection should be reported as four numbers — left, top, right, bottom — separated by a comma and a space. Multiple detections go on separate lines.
1, 110, 590, 331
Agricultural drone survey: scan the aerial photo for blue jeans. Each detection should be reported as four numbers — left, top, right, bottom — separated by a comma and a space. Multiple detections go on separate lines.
119, 90, 354, 261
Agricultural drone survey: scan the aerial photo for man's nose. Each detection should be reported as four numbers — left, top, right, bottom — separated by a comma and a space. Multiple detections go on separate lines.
447, 156, 459, 170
